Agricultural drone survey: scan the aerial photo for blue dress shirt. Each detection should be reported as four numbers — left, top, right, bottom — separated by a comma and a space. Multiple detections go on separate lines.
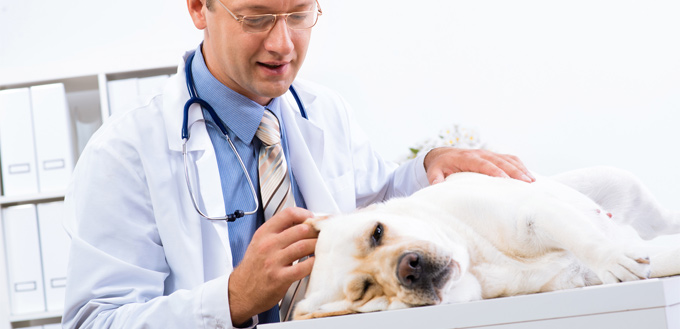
190, 45, 306, 324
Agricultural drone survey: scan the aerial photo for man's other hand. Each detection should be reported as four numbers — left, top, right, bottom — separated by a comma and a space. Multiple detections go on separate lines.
424, 147, 535, 185
228, 207, 317, 325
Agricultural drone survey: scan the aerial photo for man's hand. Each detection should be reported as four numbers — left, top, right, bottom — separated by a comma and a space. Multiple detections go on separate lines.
228, 207, 317, 325
424, 147, 535, 185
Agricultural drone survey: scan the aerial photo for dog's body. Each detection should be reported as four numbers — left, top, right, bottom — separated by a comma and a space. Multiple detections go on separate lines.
294, 167, 680, 320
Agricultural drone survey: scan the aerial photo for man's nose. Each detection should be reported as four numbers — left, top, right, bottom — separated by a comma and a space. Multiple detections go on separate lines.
264, 17, 294, 55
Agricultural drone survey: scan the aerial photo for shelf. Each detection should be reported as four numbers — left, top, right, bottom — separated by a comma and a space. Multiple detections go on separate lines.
0, 52, 181, 89
9, 310, 62, 323
0, 191, 65, 207
0, 56, 180, 329
105, 66, 177, 82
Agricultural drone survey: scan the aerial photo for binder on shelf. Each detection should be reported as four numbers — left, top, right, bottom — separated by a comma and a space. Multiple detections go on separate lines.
1, 204, 46, 314
37, 201, 70, 312
107, 74, 169, 117
0, 88, 40, 196
137, 74, 170, 105
106, 77, 139, 116
68, 88, 102, 155
30, 83, 76, 193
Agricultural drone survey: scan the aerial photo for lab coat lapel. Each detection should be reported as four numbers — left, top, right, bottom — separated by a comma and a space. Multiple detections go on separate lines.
186, 109, 232, 260
281, 90, 341, 215
163, 53, 191, 153
162, 53, 232, 261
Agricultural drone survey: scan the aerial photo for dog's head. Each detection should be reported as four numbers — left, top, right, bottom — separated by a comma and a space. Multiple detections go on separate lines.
294, 204, 471, 320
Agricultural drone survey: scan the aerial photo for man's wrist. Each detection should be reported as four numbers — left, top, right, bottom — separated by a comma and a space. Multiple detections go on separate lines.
234, 317, 254, 328
413, 152, 431, 188
423, 147, 447, 172
228, 271, 255, 326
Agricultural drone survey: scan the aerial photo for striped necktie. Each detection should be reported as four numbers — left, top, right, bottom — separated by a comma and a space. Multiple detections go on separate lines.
256, 110, 306, 322
256, 109, 296, 220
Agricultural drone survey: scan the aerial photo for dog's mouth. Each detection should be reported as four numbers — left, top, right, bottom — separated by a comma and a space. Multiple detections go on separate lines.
396, 252, 457, 304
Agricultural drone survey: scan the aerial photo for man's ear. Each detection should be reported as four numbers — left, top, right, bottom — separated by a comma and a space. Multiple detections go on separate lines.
187, 0, 208, 30
303, 214, 332, 232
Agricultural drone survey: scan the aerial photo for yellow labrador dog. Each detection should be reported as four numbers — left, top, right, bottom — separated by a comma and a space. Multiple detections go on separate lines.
293, 167, 680, 320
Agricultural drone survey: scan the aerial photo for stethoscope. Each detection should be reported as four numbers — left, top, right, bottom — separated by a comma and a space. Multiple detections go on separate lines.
181, 51, 308, 221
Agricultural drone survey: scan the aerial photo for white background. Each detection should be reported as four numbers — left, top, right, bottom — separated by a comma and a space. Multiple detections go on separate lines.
1, 0, 679, 207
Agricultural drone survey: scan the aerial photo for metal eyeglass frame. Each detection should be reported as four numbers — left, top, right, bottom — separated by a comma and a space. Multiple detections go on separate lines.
215, 0, 323, 33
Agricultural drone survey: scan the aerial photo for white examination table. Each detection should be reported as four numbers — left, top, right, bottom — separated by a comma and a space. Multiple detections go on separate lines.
264, 275, 680, 329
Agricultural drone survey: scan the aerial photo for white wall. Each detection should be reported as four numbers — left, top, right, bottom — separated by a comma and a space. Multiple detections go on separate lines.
299, 0, 680, 207
1, 0, 678, 207
0, 0, 202, 83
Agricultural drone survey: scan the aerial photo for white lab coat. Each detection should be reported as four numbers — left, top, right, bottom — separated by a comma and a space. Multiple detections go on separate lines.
62, 51, 429, 329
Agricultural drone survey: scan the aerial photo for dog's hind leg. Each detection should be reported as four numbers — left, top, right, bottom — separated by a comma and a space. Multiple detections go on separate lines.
517, 198, 652, 284
551, 166, 680, 239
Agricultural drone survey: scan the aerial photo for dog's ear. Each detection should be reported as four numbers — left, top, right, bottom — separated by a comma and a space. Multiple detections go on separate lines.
304, 213, 332, 232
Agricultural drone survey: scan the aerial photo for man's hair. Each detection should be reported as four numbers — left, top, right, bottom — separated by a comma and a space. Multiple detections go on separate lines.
205, 0, 214, 10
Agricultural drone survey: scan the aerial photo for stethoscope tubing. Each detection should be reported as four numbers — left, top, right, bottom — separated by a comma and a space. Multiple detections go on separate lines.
181, 51, 307, 221
182, 120, 258, 221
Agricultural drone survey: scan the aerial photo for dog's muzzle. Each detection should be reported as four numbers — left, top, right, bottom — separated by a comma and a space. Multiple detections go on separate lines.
396, 251, 455, 301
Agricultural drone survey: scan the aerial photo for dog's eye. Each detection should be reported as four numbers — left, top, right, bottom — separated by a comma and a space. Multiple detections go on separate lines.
371, 222, 384, 247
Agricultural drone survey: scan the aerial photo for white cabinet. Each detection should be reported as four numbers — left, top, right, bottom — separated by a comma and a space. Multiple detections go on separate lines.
0, 65, 176, 329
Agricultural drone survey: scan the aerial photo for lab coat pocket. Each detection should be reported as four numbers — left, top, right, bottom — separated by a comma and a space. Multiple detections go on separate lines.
325, 172, 356, 212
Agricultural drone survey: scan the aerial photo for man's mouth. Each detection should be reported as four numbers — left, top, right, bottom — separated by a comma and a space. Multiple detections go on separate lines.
257, 61, 290, 76
258, 60, 290, 71
259, 62, 286, 69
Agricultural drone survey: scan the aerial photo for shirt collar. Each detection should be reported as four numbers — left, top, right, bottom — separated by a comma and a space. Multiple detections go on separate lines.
191, 45, 272, 144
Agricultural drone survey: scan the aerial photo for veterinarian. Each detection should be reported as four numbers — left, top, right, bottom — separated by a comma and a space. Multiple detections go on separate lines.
61, 0, 534, 328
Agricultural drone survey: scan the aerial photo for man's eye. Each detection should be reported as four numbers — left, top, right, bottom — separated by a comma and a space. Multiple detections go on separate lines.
288, 13, 309, 23
371, 222, 383, 247
243, 15, 273, 27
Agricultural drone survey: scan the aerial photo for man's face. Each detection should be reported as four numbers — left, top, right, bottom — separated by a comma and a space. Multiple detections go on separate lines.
200, 0, 314, 105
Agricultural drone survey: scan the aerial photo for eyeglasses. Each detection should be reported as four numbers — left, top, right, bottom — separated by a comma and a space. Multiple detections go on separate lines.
215, 0, 323, 33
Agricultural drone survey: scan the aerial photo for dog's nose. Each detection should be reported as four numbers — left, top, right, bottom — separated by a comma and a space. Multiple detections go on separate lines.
397, 252, 422, 288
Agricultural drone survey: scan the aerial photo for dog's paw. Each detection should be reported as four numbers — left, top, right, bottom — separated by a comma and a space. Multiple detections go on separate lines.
593, 248, 651, 284
650, 247, 680, 278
